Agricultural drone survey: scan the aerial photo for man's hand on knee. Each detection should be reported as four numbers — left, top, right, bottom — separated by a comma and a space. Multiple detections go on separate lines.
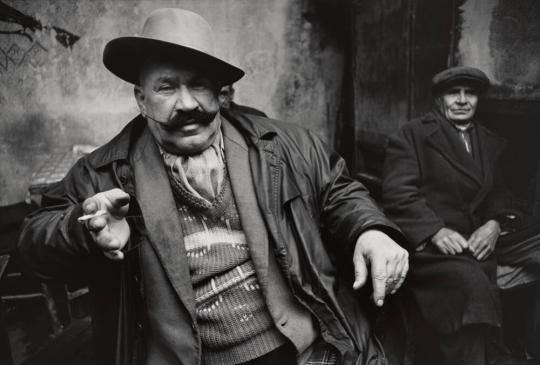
432, 227, 468, 255
353, 230, 409, 307
468, 220, 500, 260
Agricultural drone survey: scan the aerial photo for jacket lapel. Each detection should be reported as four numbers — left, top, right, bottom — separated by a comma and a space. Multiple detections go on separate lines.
425, 115, 483, 186
222, 119, 269, 287
220, 109, 300, 258
131, 126, 196, 319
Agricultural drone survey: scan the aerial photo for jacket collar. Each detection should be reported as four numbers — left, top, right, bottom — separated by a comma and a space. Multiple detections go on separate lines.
422, 110, 506, 210
424, 112, 482, 184
87, 110, 276, 169
87, 115, 145, 169
220, 108, 277, 144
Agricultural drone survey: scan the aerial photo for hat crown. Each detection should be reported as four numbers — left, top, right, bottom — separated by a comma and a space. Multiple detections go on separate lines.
102, 8, 244, 85
140, 8, 214, 56
431, 66, 489, 95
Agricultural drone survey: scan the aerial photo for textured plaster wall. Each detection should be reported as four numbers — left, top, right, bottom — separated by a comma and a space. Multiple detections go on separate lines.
457, 0, 540, 99
0, 0, 343, 205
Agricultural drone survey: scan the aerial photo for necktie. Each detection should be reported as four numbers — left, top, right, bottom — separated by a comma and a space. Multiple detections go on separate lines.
453, 123, 473, 156
458, 130, 472, 154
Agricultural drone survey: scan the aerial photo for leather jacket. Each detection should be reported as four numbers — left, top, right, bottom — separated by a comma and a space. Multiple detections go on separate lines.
19, 109, 402, 364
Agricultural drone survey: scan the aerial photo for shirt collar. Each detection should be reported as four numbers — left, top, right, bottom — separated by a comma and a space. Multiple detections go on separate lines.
449, 120, 474, 132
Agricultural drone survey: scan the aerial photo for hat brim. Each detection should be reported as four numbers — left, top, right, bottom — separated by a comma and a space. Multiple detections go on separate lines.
103, 37, 244, 86
432, 75, 489, 96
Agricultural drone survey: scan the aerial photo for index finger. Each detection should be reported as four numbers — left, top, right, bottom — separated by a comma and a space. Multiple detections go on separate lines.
371, 256, 387, 307
454, 234, 469, 249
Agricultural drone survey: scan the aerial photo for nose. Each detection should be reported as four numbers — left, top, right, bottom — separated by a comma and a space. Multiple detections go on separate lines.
457, 89, 467, 103
174, 86, 198, 111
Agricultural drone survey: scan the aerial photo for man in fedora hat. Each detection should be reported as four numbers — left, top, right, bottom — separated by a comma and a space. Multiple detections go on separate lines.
381, 66, 540, 364
19, 8, 408, 365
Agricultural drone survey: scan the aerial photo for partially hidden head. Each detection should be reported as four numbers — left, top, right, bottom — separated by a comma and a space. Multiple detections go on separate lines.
103, 8, 245, 155
218, 84, 235, 108
431, 66, 490, 124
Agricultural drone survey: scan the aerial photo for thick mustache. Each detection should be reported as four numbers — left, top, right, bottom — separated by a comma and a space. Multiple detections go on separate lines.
165, 111, 215, 126
156, 111, 215, 130
175, 110, 212, 123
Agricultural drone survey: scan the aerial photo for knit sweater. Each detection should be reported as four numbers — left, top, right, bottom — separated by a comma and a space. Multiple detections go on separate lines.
168, 169, 286, 365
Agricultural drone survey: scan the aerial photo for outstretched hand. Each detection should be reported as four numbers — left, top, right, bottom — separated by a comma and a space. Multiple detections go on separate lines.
353, 230, 409, 307
81, 188, 131, 261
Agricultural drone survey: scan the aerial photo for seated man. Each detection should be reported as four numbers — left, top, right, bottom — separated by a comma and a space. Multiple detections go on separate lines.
381, 66, 540, 365
18, 8, 408, 365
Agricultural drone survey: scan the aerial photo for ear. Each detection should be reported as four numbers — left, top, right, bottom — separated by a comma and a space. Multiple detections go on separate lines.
134, 86, 145, 114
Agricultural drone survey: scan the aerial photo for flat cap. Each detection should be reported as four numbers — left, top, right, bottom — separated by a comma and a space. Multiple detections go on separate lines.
432, 66, 490, 95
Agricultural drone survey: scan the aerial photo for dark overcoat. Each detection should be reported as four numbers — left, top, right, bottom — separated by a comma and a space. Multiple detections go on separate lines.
381, 111, 514, 334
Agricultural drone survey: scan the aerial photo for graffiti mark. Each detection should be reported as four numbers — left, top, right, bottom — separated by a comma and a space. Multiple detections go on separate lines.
0, 41, 48, 75
0, 1, 80, 48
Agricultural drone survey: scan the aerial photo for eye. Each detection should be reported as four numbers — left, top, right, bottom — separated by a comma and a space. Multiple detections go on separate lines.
156, 84, 175, 94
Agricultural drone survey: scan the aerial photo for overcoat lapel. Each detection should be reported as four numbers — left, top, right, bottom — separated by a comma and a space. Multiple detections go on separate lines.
425, 116, 483, 186
131, 126, 196, 319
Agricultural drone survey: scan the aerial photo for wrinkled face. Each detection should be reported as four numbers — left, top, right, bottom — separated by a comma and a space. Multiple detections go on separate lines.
441, 85, 478, 124
135, 62, 221, 155
218, 85, 234, 108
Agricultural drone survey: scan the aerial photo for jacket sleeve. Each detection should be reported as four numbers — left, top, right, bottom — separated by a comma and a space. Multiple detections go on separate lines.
477, 154, 522, 228
17, 158, 109, 281
381, 128, 445, 249
304, 131, 405, 256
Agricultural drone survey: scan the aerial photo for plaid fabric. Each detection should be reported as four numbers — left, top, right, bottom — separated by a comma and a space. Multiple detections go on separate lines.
306, 344, 339, 365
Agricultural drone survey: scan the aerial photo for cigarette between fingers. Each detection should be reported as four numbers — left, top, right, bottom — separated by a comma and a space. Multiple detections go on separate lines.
77, 209, 108, 223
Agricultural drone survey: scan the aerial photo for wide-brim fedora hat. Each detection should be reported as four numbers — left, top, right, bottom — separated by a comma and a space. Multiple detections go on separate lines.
432, 66, 490, 96
103, 8, 244, 86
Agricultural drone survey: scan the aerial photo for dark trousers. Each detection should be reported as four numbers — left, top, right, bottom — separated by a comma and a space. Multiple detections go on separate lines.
439, 324, 487, 365
240, 344, 297, 365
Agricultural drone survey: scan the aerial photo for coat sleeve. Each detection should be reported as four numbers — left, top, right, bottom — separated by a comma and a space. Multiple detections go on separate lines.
477, 154, 522, 227
381, 127, 445, 249
303, 131, 405, 256
17, 158, 109, 282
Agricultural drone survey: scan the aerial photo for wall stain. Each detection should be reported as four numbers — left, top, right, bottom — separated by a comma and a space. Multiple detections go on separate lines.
0, 0, 80, 78
0, 1, 79, 48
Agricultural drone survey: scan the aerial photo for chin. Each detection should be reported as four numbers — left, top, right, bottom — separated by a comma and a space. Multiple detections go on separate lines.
165, 136, 215, 155
449, 114, 474, 123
